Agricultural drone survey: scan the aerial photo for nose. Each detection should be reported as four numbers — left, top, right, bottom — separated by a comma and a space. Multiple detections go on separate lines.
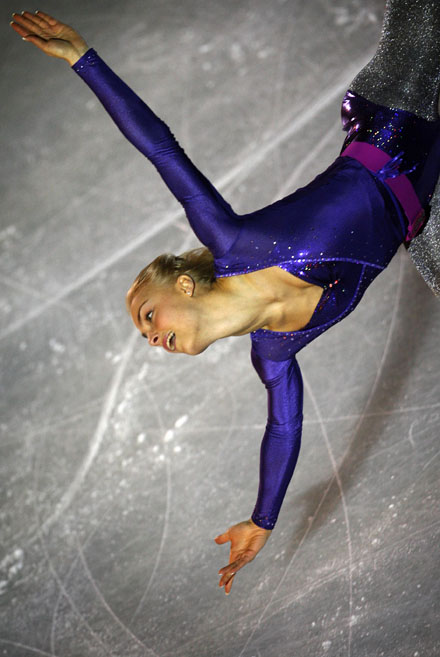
147, 332, 161, 347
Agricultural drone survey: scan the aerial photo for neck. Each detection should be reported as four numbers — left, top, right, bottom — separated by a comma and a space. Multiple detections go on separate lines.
194, 275, 276, 342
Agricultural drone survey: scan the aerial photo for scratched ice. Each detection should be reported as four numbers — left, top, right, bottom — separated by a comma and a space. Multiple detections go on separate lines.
1, 1, 439, 657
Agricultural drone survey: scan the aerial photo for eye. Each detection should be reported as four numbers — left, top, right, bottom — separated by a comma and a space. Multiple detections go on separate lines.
146, 310, 153, 322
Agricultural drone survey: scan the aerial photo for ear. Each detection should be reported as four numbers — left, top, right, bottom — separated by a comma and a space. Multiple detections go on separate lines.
176, 274, 195, 297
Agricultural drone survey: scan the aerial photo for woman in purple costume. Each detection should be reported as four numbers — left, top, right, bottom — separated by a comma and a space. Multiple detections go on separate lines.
11, 0, 440, 595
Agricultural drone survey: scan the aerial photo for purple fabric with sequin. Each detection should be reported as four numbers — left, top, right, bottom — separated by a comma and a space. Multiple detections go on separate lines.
73, 50, 440, 529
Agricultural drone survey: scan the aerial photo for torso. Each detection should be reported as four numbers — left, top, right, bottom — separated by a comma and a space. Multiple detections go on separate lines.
238, 266, 324, 333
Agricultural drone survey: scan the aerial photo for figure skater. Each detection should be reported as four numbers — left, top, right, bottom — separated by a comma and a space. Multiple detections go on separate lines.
10, 0, 440, 596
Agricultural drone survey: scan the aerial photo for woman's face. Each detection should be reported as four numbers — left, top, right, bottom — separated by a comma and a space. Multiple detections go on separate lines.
128, 276, 209, 355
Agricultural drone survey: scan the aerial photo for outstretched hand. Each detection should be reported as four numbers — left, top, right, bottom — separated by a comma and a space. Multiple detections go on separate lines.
215, 519, 272, 595
10, 10, 88, 66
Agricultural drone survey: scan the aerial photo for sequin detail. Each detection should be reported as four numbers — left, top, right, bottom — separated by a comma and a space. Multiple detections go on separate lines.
72, 48, 99, 72
252, 511, 277, 530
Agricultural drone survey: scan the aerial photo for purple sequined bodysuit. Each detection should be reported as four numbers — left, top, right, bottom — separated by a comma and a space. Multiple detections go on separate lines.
73, 49, 440, 530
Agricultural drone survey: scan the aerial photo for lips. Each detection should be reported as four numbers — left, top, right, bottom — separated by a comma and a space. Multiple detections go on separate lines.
163, 331, 176, 352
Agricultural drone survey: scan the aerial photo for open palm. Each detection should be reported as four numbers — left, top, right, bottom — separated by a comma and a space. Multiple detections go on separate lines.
215, 519, 272, 595
10, 10, 88, 65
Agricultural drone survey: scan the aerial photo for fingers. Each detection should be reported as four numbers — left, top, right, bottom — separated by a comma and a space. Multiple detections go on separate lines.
10, 14, 53, 53
219, 567, 236, 594
218, 554, 250, 578
218, 553, 254, 594
23, 10, 51, 29
218, 568, 233, 592
218, 557, 240, 576
34, 9, 58, 24
214, 530, 234, 594
214, 531, 229, 545
19, 33, 47, 49
11, 11, 43, 34
11, 10, 60, 39
224, 573, 235, 595
10, 20, 28, 38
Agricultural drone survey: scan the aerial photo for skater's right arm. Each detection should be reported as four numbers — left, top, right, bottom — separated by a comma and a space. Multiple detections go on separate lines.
10, 11, 239, 257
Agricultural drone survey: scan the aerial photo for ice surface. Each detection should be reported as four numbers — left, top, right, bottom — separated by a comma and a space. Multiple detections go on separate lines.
1, 1, 439, 656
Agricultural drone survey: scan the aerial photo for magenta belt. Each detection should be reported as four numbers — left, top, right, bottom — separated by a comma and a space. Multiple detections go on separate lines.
341, 141, 425, 242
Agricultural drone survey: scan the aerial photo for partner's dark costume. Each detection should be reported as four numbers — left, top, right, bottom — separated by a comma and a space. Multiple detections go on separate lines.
73, 0, 440, 529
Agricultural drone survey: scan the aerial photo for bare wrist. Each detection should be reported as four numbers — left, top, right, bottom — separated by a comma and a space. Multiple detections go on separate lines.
68, 43, 89, 67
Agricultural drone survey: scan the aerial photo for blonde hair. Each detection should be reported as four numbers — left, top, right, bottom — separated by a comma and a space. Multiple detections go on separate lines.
126, 247, 215, 310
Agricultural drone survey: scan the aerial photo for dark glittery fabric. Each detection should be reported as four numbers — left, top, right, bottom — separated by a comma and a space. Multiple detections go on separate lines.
349, 0, 440, 295
340, 90, 440, 214
409, 179, 440, 295
349, 0, 440, 121
72, 0, 440, 529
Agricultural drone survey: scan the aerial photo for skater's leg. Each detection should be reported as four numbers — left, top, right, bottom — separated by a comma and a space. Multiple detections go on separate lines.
349, 0, 440, 120
348, 0, 440, 296
409, 181, 440, 296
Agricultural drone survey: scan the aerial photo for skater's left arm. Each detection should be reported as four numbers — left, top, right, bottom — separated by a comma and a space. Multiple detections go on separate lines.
215, 351, 303, 595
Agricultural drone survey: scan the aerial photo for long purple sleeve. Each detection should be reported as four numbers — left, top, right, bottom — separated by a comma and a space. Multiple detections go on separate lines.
250, 350, 303, 529
72, 49, 239, 258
